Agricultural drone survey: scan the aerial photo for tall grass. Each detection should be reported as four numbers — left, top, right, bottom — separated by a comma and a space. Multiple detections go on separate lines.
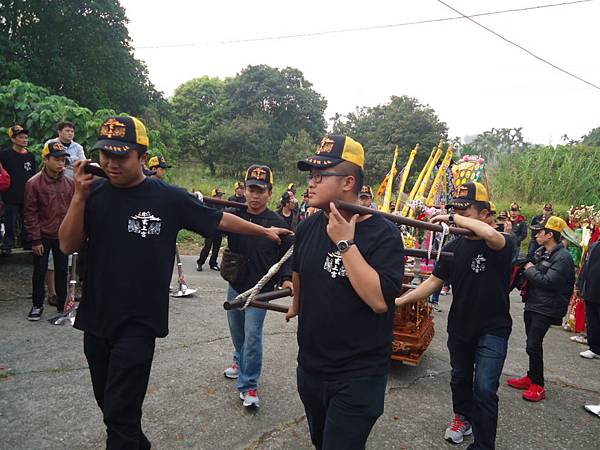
491, 144, 600, 206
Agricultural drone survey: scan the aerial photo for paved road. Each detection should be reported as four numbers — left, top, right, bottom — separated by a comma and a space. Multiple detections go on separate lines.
1, 255, 599, 449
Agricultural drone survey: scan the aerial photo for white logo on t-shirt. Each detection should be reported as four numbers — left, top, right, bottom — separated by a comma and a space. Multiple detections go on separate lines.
24, 162, 32, 171
471, 254, 487, 273
324, 251, 347, 279
128, 211, 162, 238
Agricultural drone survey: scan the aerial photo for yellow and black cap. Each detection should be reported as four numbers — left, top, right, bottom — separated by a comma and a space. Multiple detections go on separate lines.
531, 216, 567, 233
234, 181, 245, 189
211, 187, 224, 197
287, 183, 296, 193
245, 164, 274, 189
447, 182, 490, 210
8, 124, 28, 138
92, 116, 149, 154
42, 141, 69, 158
148, 155, 171, 169
359, 185, 373, 198
297, 135, 365, 171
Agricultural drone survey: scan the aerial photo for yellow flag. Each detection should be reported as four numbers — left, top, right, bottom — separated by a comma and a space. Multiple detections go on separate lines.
394, 144, 419, 212
380, 146, 399, 213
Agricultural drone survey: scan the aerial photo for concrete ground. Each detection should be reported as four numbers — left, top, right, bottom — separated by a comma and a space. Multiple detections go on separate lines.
1, 255, 599, 450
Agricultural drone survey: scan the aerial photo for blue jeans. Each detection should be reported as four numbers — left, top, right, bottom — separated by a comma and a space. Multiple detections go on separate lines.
447, 333, 508, 450
226, 286, 267, 392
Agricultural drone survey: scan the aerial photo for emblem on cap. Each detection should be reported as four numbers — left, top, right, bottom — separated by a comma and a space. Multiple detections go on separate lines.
100, 118, 127, 139
316, 137, 335, 154
251, 167, 267, 180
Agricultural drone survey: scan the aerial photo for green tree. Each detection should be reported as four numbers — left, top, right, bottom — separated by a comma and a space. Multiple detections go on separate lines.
206, 115, 274, 177
463, 127, 529, 165
332, 95, 448, 183
225, 64, 327, 145
0, 0, 159, 114
170, 76, 226, 172
278, 130, 315, 181
582, 126, 600, 147
0, 79, 169, 160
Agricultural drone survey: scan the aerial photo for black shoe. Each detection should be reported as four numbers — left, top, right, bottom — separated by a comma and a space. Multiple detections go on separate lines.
196, 263, 203, 272
1, 248, 12, 256
47, 295, 58, 307
27, 306, 43, 321
210, 264, 220, 271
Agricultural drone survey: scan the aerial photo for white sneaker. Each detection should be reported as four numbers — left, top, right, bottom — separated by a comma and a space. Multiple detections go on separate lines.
444, 414, 472, 444
580, 350, 600, 359
584, 404, 600, 417
241, 389, 260, 408
224, 363, 239, 379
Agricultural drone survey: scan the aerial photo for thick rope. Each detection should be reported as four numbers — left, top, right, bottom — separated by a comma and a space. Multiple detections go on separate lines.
235, 245, 295, 310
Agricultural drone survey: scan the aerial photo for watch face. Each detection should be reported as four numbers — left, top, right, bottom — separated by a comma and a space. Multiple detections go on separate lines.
338, 241, 348, 252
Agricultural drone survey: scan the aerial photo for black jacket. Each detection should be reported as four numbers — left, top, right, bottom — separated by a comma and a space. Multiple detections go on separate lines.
577, 243, 600, 304
524, 243, 575, 319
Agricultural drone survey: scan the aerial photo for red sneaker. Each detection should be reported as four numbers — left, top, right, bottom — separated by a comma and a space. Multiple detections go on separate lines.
507, 375, 532, 390
522, 384, 546, 402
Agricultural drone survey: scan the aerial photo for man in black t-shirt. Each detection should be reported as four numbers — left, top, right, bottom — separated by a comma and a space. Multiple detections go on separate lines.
228, 181, 247, 204
0, 125, 37, 254
222, 165, 293, 408
286, 135, 405, 450
397, 182, 513, 450
196, 187, 226, 271
59, 116, 291, 450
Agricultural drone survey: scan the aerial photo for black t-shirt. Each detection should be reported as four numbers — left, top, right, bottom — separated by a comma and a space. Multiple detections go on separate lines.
225, 208, 293, 294
228, 194, 246, 203
74, 177, 223, 338
293, 211, 405, 379
0, 147, 37, 204
278, 211, 294, 230
433, 236, 514, 341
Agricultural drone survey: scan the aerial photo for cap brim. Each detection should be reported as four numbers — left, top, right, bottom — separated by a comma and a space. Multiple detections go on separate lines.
246, 179, 270, 189
47, 151, 69, 158
297, 155, 344, 171
92, 139, 147, 154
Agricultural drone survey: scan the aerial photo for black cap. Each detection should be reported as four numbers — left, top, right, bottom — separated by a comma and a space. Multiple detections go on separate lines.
93, 116, 149, 154
245, 164, 273, 189
42, 141, 69, 158
446, 182, 490, 210
297, 135, 365, 171
8, 125, 28, 138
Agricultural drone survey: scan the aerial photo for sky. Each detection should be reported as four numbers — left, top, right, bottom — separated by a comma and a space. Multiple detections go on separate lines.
122, 0, 600, 145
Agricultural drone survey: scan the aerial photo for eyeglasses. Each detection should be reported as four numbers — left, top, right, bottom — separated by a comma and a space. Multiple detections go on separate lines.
306, 172, 350, 183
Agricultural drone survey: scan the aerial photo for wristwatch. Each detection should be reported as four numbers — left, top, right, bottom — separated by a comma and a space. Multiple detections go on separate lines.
448, 214, 455, 225
337, 239, 355, 253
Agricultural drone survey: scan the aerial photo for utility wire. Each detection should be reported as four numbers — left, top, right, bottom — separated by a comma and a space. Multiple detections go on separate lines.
435, 0, 600, 91
137, 0, 593, 49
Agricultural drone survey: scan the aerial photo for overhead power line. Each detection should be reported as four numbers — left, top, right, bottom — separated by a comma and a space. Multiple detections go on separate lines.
435, 0, 600, 91
137, 0, 593, 49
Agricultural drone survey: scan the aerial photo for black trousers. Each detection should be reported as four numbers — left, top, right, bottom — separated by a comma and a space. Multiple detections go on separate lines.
84, 332, 155, 450
32, 238, 68, 309
586, 301, 600, 354
296, 366, 386, 450
524, 311, 552, 386
197, 232, 222, 267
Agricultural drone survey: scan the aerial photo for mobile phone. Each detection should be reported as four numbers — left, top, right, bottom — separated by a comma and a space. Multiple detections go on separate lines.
83, 163, 108, 178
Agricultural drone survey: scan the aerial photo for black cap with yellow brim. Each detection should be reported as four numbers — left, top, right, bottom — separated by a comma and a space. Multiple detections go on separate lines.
8, 124, 28, 138
92, 116, 149, 154
446, 182, 490, 210
297, 135, 365, 171
42, 141, 69, 158
245, 164, 274, 189
148, 155, 171, 169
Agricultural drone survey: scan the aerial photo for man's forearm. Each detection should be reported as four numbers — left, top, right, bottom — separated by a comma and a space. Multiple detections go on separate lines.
218, 212, 267, 237
342, 246, 388, 313
453, 214, 505, 250
59, 197, 86, 253
396, 275, 444, 306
